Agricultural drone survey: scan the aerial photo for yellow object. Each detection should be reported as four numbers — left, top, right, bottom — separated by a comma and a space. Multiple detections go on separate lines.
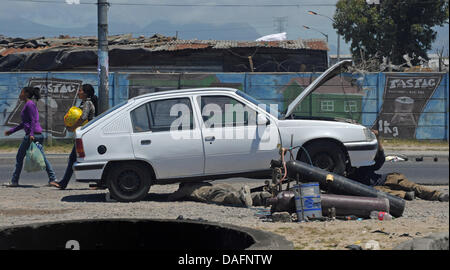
326, 174, 334, 183
64, 106, 88, 127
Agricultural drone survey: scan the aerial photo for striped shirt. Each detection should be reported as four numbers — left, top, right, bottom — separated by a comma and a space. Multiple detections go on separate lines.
79, 98, 95, 122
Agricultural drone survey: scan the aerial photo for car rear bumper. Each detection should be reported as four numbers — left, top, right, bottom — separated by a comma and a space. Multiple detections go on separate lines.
344, 140, 378, 167
74, 161, 106, 182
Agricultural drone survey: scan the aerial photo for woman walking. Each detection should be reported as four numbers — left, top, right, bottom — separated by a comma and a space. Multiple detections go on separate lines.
3, 87, 56, 187
49, 84, 98, 190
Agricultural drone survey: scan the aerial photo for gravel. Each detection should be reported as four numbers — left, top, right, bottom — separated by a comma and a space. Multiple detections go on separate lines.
0, 181, 448, 250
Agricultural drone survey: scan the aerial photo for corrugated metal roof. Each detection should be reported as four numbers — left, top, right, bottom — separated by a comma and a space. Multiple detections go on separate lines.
303, 39, 329, 51
143, 39, 328, 52
0, 34, 328, 57
0, 47, 51, 57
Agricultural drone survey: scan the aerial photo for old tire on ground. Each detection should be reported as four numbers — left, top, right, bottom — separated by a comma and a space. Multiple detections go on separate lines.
297, 141, 346, 176
107, 162, 152, 202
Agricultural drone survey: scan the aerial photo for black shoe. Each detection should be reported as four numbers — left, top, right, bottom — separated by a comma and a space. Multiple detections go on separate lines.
404, 191, 415, 201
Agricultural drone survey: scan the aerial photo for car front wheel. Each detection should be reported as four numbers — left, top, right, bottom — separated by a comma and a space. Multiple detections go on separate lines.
297, 141, 346, 176
107, 162, 152, 202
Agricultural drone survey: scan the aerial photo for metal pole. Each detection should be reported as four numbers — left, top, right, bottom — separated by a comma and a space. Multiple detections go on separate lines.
337, 34, 340, 63
98, 0, 109, 114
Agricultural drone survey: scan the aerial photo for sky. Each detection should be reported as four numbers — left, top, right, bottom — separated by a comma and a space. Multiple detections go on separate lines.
1, 0, 448, 56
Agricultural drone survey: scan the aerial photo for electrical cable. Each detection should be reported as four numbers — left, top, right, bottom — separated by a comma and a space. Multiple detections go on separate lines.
9, 0, 338, 7
289, 145, 314, 166
9, 0, 446, 6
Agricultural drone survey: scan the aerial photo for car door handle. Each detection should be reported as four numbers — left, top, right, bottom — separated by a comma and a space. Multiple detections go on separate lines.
204, 136, 215, 142
141, 140, 151, 145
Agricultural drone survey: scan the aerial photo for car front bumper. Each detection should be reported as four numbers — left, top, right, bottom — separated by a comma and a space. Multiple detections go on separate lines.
344, 139, 378, 167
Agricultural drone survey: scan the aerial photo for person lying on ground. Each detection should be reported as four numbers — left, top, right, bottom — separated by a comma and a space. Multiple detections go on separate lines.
167, 182, 272, 208
347, 130, 448, 202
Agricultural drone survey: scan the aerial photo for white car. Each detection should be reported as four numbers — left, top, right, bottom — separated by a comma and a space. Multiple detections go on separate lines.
73, 60, 378, 201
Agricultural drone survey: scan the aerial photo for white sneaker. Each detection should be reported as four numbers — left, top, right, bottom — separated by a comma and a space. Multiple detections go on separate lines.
3, 182, 19, 187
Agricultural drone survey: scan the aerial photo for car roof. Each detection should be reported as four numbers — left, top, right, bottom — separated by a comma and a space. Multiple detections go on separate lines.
132, 87, 238, 101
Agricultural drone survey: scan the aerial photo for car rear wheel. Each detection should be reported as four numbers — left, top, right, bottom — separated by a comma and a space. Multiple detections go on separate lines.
297, 141, 346, 176
107, 162, 152, 202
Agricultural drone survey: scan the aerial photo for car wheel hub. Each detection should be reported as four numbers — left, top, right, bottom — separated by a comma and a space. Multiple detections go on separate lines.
314, 153, 334, 171
117, 171, 140, 193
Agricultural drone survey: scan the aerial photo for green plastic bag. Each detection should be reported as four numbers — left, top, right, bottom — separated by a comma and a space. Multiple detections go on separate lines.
24, 142, 46, 172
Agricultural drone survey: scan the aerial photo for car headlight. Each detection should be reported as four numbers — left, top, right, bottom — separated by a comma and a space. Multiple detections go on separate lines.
363, 128, 376, 141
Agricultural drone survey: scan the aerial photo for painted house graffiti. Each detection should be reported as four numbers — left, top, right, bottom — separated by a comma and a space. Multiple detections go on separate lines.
5, 78, 82, 137
281, 75, 364, 123
372, 74, 443, 138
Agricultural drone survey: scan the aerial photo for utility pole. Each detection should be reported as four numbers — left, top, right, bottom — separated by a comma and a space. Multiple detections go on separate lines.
98, 0, 109, 114
337, 34, 340, 63
273, 17, 288, 33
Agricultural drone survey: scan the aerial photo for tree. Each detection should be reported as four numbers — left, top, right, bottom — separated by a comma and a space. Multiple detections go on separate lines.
333, 0, 449, 66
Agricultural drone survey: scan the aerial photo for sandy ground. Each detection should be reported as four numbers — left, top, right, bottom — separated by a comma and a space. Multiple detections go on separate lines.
0, 180, 448, 250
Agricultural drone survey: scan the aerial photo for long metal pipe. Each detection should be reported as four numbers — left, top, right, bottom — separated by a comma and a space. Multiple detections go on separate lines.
321, 194, 389, 218
268, 191, 390, 218
285, 160, 405, 217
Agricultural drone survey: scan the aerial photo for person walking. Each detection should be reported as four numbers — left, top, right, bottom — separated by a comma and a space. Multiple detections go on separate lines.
3, 87, 56, 187
49, 84, 98, 190
347, 130, 448, 202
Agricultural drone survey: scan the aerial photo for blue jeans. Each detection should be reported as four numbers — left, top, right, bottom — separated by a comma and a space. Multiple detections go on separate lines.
11, 135, 56, 184
58, 145, 76, 188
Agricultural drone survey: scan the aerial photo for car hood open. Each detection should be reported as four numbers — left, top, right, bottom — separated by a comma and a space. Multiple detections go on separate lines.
283, 60, 353, 119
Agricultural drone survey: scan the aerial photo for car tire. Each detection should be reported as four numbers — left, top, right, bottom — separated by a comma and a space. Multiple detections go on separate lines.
297, 141, 346, 176
106, 162, 152, 202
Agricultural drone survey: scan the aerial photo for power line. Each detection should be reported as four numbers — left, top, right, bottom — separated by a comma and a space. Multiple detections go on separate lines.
9, 0, 338, 7
10, 0, 447, 6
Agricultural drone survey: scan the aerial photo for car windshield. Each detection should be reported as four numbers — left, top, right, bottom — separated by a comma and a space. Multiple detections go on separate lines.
81, 100, 129, 130
236, 90, 281, 119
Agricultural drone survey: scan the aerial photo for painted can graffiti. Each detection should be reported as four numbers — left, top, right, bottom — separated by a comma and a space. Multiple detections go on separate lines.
372, 74, 444, 139
5, 78, 82, 137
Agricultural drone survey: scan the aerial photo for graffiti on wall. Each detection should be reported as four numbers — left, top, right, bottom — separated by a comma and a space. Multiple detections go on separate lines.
280, 75, 364, 123
0, 72, 448, 140
5, 78, 82, 137
127, 74, 243, 98
372, 74, 443, 138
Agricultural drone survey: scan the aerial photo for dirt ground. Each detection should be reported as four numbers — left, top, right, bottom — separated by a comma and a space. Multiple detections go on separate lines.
0, 181, 447, 250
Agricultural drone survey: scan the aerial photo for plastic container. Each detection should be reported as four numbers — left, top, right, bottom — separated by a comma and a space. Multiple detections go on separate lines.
294, 183, 322, 221
370, 211, 393, 221
64, 106, 88, 127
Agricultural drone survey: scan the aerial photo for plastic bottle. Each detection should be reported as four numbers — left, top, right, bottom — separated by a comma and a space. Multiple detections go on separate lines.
370, 211, 393, 221
337, 215, 358, 220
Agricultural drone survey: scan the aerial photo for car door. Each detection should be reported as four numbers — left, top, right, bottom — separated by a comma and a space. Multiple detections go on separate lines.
130, 97, 204, 179
197, 94, 279, 175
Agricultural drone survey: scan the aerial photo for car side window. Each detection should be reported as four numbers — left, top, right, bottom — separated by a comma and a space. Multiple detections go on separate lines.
148, 98, 194, 132
200, 95, 257, 128
131, 103, 151, 133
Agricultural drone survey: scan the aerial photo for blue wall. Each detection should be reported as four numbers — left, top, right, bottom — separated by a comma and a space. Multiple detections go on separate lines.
0, 71, 448, 140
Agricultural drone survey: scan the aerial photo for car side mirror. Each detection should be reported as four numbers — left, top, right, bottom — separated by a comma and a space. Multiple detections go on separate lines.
257, 114, 269, 126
